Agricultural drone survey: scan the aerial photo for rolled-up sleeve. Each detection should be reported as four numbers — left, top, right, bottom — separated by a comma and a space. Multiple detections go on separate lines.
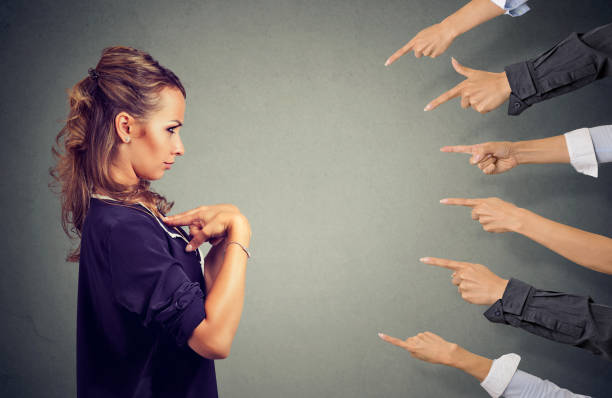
564, 127, 598, 177
484, 278, 612, 359
503, 370, 591, 397
108, 217, 206, 347
489, 0, 530, 17
505, 23, 612, 115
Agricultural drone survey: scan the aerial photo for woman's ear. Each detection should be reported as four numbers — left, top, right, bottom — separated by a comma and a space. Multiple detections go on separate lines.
114, 112, 133, 143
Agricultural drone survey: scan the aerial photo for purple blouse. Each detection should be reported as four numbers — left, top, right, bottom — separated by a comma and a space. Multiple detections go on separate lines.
77, 198, 217, 397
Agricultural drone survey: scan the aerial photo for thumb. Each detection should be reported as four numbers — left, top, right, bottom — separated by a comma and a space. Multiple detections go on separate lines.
451, 57, 473, 77
470, 145, 490, 164
471, 142, 506, 164
186, 233, 207, 252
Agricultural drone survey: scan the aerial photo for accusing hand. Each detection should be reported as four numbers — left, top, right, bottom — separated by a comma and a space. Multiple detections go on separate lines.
441, 141, 519, 175
425, 58, 511, 113
378, 331, 460, 366
420, 257, 508, 305
441, 197, 525, 233
385, 23, 456, 65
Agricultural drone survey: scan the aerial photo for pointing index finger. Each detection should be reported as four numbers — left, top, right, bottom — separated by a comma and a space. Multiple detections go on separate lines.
440, 198, 480, 207
163, 209, 203, 226
440, 145, 474, 154
425, 84, 462, 111
378, 333, 408, 348
420, 257, 465, 271
385, 38, 416, 66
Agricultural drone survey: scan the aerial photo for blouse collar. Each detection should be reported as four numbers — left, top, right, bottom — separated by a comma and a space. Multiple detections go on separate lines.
91, 193, 205, 274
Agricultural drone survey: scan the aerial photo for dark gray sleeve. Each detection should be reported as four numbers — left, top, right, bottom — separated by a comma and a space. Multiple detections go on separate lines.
484, 278, 612, 359
504, 22, 612, 115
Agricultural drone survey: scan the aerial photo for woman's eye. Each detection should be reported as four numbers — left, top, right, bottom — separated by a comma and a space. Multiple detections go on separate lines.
167, 127, 176, 134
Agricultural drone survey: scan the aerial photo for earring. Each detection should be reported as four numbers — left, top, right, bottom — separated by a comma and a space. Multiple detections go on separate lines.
125, 136, 131, 143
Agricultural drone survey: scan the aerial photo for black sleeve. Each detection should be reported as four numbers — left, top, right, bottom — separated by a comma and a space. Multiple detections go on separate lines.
107, 215, 206, 347
484, 278, 612, 359
504, 22, 612, 115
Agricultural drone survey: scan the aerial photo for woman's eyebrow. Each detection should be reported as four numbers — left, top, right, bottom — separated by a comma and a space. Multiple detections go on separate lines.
169, 120, 183, 126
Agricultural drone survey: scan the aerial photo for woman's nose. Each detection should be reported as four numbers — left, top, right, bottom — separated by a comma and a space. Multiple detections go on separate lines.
174, 135, 185, 156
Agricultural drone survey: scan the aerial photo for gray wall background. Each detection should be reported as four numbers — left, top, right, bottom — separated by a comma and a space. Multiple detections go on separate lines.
1, 0, 611, 396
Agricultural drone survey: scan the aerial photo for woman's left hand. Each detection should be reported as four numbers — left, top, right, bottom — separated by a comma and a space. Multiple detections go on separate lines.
440, 197, 526, 233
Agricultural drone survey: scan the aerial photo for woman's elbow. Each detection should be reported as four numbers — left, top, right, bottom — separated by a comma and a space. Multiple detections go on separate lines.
187, 327, 233, 360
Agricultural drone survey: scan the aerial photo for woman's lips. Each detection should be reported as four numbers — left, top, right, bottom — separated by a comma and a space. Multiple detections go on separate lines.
163, 162, 174, 169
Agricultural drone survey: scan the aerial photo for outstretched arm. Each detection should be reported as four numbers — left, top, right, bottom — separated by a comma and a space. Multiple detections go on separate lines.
385, 0, 510, 64
377, 331, 588, 396
441, 197, 612, 275
505, 22, 612, 115
441, 125, 612, 177
421, 257, 612, 359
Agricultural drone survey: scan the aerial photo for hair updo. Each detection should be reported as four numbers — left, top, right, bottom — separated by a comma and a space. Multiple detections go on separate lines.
50, 46, 186, 261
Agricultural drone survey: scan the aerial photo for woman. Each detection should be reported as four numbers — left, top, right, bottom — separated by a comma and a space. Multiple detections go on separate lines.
51, 46, 251, 398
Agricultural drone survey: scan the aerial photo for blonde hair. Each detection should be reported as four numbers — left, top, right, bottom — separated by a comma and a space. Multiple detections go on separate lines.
50, 46, 186, 261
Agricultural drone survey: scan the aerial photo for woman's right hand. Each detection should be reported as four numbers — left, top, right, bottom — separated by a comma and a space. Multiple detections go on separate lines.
441, 141, 519, 175
162, 204, 251, 252
378, 331, 460, 366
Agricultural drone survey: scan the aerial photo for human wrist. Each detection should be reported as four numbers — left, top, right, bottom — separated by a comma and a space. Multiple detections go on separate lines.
511, 140, 529, 165
228, 214, 251, 247
498, 71, 511, 98
446, 344, 470, 368
492, 278, 509, 304
439, 17, 460, 40
449, 347, 493, 382
511, 207, 532, 234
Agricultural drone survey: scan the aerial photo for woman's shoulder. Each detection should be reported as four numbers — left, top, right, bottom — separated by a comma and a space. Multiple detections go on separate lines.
86, 198, 160, 233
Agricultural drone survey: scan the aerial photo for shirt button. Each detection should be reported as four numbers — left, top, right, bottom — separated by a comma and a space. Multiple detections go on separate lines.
514, 102, 521, 109
495, 311, 501, 316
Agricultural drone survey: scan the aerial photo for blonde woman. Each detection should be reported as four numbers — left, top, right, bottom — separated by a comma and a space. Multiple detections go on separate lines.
51, 46, 251, 398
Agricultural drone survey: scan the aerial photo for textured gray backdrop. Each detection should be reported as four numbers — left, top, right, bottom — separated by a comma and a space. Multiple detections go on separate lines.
1, 0, 611, 396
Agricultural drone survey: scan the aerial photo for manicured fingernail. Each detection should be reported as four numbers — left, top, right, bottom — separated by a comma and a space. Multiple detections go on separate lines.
420, 257, 430, 262
440, 198, 448, 204
378, 332, 385, 338
185, 244, 193, 252
424, 104, 432, 111
384, 60, 390, 66
473, 154, 482, 162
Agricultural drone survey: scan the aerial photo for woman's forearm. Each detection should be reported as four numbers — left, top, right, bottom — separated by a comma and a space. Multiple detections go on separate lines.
513, 135, 570, 164
440, 0, 506, 40
189, 227, 250, 358
447, 346, 493, 382
515, 209, 612, 274
203, 240, 248, 340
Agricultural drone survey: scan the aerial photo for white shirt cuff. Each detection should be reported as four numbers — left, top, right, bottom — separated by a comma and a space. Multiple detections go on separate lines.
565, 128, 598, 178
489, 0, 530, 16
480, 353, 521, 398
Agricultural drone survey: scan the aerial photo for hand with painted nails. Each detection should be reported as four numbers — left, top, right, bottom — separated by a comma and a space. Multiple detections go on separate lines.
162, 204, 251, 252
420, 257, 508, 305
378, 331, 461, 366
441, 197, 525, 233
385, 23, 456, 65
424, 58, 511, 113
441, 141, 518, 175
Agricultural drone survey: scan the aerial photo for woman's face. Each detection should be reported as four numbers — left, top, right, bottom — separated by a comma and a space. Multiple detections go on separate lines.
127, 87, 186, 181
